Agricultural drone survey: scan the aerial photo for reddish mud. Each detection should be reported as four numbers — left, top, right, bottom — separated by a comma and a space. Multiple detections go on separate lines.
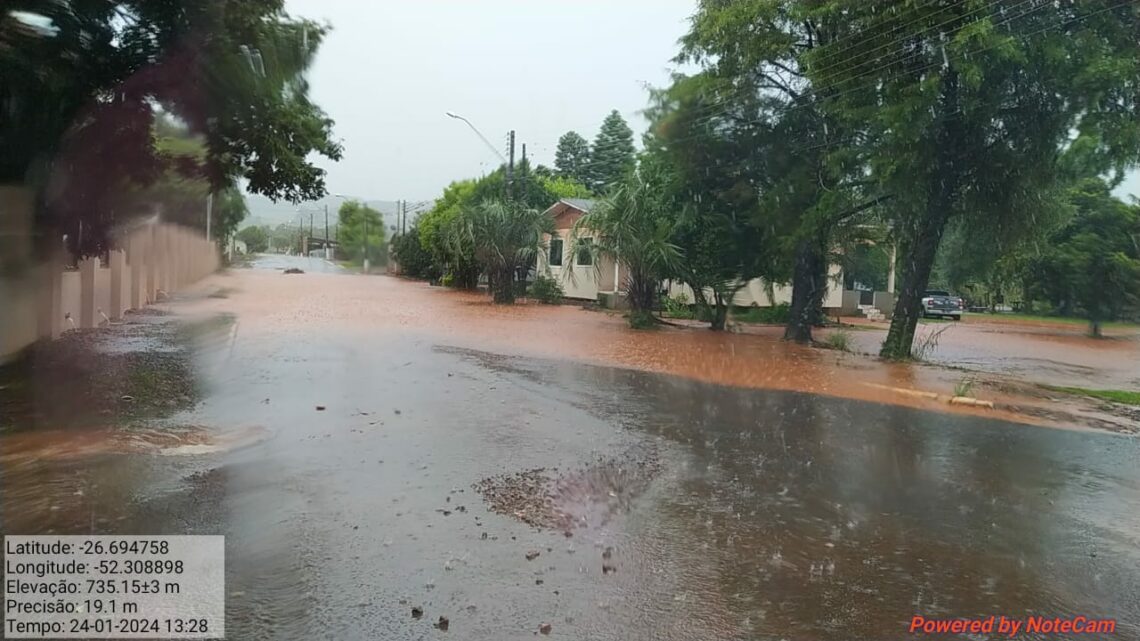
166, 268, 1137, 433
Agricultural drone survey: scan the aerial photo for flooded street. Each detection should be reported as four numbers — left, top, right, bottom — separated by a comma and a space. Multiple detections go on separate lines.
3, 257, 1138, 640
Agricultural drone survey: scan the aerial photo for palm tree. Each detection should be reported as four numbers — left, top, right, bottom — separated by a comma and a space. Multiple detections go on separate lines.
448, 199, 554, 304
568, 169, 681, 327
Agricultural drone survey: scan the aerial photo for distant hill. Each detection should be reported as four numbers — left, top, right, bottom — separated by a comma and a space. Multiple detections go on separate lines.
241, 193, 405, 235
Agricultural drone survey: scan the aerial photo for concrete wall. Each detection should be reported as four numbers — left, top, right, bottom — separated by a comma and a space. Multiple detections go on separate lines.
872, 291, 896, 317
1, 222, 219, 362
840, 289, 862, 316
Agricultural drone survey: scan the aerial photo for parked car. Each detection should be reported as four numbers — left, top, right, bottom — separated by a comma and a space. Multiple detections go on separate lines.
921, 290, 964, 320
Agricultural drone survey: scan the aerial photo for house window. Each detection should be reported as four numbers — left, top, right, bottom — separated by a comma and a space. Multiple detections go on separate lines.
576, 238, 594, 266
549, 238, 563, 267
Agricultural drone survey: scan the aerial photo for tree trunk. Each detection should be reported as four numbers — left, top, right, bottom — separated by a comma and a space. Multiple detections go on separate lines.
784, 238, 827, 343
710, 292, 728, 331
492, 266, 515, 304
880, 71, 961, 359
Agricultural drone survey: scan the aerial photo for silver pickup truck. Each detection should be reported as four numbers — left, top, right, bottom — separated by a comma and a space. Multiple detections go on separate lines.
921, 290, 964, 320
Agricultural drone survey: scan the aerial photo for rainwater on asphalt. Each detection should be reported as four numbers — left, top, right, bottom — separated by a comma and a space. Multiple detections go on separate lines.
2, 256, 1137, 640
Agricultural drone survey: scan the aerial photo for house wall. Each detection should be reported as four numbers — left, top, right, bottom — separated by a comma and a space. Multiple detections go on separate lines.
662, 264, 847, 310
538, 200, 850, 309
538, 230, 602, 300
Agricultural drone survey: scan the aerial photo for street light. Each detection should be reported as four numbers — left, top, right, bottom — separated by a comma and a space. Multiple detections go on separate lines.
445, 111, 507, 163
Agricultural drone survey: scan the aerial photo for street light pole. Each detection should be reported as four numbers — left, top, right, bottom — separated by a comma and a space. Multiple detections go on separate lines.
445, 112, 507, 164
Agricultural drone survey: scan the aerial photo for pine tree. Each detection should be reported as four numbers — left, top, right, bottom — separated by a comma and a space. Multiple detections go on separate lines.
553, 131, 590, 185
586, 111, 636, 193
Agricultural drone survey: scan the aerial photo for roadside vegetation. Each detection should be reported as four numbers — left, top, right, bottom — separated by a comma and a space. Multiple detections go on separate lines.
4, 2, 339, 266
388, 2, 1139, 349
1046, 387, 1140, 407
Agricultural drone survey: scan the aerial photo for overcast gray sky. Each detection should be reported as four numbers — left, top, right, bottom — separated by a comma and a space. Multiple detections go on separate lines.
284, 0, 697, 202
281, 0, 1139, 205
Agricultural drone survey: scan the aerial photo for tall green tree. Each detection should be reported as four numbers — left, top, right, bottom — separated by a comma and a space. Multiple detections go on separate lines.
1025, 179, 1140, 336
1, 0, 342, 258
810, 1, 1140, 358
417, 179, 480, 288
236, 225, 270, 253
643, 75, 782, 331
676, 1, 886, 343
553, 131, 591, 185
586, 111, 636, 193
337, 200, 385, 263
568, 167, 681, 328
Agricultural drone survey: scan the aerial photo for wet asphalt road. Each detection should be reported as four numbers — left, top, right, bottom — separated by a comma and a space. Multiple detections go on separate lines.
3, 255, 1138, 640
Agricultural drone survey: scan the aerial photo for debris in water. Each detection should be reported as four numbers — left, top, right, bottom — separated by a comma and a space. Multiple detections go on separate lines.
283, 268, 304, 274
481, 532, 488, 540
120, 395, 134, 402
536, 579, 544, 585
526, 550, 541, 561
315, 405, 326, 411
602, 546, 613, 560
539, 622, 552, 635
602, 564, 617, 575
411, 606, 423, 619
434, 616, 449, 631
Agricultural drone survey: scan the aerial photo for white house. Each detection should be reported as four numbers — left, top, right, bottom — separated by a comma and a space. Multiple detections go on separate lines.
538, 198, 861, 314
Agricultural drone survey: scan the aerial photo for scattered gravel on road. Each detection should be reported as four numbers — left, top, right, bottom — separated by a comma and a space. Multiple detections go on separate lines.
473, 449, 661, 531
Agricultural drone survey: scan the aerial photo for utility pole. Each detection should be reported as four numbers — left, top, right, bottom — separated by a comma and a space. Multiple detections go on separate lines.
507, 130, 516, 199
363, 215, 370, 274
324, 204, 330, 260
522, 143, 527, 166
401, 200, 406, 235
205, 193, 213, 242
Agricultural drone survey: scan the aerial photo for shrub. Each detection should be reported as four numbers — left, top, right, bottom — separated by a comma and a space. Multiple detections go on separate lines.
823, 328, 852, 352
662, 293, 695, 319
529, 275, 564, 304
735, 302, 790, 324
390, 227, 434, 278
628, 309, 657, 329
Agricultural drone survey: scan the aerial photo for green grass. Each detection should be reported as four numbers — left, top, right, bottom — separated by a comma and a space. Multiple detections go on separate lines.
968, 313, 1138, 329
953, 375, 977, 398
1045, 386, 1140, 406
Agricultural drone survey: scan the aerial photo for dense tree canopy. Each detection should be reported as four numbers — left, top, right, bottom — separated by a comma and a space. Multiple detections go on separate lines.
1, 0, 341, 257
1025, 179, 1140, 336
236, 225, 270, 253
337, 200, 385, 263
807, 0, 1140, 357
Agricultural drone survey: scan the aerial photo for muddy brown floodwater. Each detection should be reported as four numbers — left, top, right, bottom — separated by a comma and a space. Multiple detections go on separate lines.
2, 255, 1137, 640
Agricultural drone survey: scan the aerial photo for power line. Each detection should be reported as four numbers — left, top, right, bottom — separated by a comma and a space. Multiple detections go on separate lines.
632, 0, 1130, 161
668, 0, 1038, 125
640, 0, 1061, 142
